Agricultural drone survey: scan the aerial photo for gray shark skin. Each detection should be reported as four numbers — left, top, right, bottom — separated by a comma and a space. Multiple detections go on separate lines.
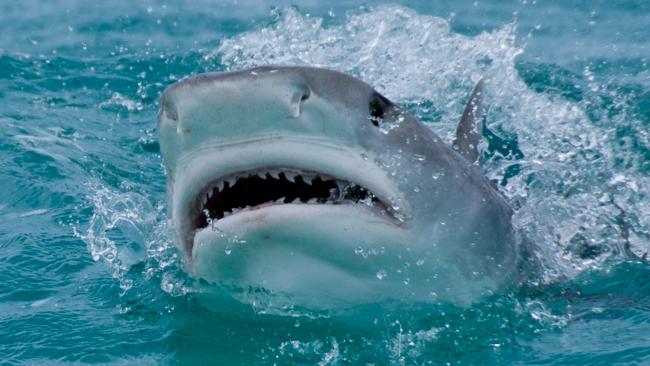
158, 66, 522, 310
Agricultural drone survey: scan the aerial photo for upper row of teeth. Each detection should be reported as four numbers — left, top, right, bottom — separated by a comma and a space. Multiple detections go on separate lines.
199, 170, 337, 204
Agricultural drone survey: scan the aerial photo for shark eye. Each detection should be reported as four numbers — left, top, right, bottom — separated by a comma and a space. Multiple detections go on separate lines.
369, 92, 390, 127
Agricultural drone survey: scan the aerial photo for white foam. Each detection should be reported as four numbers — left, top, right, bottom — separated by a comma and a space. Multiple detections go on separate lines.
99, 92, 143, 112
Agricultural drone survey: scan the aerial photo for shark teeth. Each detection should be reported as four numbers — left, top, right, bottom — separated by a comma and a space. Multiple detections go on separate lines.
200, 169, 336, 197
194, 167, 382, 226
284, 172, 296, 183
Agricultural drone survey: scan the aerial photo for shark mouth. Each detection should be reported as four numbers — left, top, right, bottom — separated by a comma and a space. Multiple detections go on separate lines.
188, 168, 392, 233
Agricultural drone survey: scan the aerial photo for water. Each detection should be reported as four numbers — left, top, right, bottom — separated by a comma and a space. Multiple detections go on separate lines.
0, 0, 648, 364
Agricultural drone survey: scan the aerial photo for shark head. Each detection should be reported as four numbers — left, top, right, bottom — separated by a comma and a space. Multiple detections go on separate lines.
159, 66, 520, 310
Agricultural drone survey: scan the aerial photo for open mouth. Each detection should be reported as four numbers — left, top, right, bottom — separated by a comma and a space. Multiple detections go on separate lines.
188, 168, 391, 232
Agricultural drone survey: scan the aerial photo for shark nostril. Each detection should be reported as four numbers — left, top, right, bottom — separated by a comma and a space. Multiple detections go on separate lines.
290, 86, 311, 118
159, 94, 178, 122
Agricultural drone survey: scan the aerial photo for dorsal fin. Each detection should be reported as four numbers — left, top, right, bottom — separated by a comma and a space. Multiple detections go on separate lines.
453, 79, 485, 164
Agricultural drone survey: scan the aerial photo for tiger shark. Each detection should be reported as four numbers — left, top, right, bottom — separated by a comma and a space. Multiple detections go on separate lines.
158, 66, 523, 310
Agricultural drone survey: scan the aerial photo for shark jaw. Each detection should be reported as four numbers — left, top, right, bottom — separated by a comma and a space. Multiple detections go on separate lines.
167, 136, 413, 306
173, 136, 409, 251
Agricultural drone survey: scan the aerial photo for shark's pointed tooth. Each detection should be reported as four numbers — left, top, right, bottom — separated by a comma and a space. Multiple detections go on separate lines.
217, 181, 224, 191
285, 172, 296, 183
227, 176, 237, 187
275, 197, 285, 204
269, 170, 280, 179
291, 198, 300, 204
307, 198, 317, 204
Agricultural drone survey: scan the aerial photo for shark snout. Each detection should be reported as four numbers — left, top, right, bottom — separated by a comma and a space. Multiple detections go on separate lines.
160, 68, 317, 124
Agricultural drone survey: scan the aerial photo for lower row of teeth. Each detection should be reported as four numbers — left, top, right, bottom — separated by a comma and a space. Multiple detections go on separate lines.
205, 197, 346, 219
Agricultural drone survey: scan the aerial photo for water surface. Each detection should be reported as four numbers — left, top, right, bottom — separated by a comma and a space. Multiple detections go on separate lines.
0, 1, 648, 364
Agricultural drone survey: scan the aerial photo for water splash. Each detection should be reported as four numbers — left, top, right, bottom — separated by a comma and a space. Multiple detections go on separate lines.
215, 5, 650, 282
99, 92, 144, 112
277, 337, 340, 365
75, 184, 190, 296
74, 186, 152, 291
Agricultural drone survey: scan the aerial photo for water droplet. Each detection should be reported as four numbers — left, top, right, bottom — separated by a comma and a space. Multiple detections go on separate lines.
354, 246, 368, 258
376, 269, 387, 280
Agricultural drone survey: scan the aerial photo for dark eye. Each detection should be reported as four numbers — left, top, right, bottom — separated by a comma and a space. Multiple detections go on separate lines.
368, 92, 391, 127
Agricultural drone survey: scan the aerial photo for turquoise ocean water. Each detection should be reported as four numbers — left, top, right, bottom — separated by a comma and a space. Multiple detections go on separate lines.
0, 1, 648, 364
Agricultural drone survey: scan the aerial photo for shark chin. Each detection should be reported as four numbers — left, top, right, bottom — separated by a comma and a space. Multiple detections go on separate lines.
158, 66, 527, 311
191, 204, 410, 310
